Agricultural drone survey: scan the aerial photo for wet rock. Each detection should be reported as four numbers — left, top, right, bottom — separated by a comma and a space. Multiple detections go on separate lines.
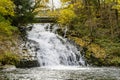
16, 59, 40, 68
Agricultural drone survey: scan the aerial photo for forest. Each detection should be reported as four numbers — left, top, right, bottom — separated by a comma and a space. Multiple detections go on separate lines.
0, 0, 120, 67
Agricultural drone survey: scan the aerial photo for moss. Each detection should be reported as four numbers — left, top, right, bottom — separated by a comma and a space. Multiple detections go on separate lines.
0, 52, 20, 65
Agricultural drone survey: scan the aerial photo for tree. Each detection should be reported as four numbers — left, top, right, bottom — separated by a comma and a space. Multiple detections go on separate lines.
0, 0, 16, 37
0, 0, 15, 16
12, 0, 51, 26
0, 15, 17, 37
12, 0, 36, 26
57, 9, 76, 26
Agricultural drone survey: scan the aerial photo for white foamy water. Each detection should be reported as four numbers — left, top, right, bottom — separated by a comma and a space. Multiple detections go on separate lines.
27, 23, 85, 66
40, 66, 90, 70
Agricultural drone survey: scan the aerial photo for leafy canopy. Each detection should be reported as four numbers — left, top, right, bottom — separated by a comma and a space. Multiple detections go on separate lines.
57, 9, 76, 26
0, 0, 15, 16
0, 15, 17, 37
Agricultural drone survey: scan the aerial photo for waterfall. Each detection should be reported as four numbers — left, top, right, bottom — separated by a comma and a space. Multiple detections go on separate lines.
26, 23, 86, 66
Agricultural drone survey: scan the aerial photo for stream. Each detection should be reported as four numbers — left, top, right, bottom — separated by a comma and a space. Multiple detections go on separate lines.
0, 66, 120, 80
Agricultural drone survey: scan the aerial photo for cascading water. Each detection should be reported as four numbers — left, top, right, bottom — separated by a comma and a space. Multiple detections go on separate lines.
27, 23, 86, 66
2, 23, 120, 80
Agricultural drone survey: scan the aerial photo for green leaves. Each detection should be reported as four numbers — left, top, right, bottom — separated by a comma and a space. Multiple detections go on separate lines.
0, 15, 17, 36
0, 0, 15, 16
0, 52, 20, 65
12, 0, 36, 26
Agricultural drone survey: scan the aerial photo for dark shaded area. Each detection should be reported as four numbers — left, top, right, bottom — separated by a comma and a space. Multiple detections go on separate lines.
16, 59, 40, 68
34, 17, 57, 23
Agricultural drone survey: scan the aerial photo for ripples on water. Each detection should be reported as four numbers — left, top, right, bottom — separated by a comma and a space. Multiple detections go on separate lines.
0, 66, 120, 80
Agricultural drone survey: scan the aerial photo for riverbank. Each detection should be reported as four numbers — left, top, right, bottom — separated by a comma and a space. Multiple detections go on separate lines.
68, 35, 120, 67
0, 25, 22, 67
56, 0, 120, 67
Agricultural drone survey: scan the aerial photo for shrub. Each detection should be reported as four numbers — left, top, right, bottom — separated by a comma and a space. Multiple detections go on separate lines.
0, 15, 18, 37
57, 9, 76, 26
0, 52, 20, 65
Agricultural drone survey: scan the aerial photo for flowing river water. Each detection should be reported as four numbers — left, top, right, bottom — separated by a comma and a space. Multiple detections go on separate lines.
0, 66, 120, 80
0, 23, 120, 80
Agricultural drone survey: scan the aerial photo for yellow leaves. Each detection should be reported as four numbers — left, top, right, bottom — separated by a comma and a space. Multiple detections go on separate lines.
72, 1, 84, 9
44, 0, 49, 3
110, 56, 120, 64
104, 0, 120, 13
0, 0, 15, 16
57, 9, 76, 25
47, 10, 59, 17
0, 21, 12, 36
60, 0, 71, 3
112, 0, 120, 13
72, 37, 89, 47
70, 37, 106, 59
105, 0, 115, 3
33, 0, 49, 14
0, 15, 17, 36
88, 44, 106, 58
112, 5, 120, 10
